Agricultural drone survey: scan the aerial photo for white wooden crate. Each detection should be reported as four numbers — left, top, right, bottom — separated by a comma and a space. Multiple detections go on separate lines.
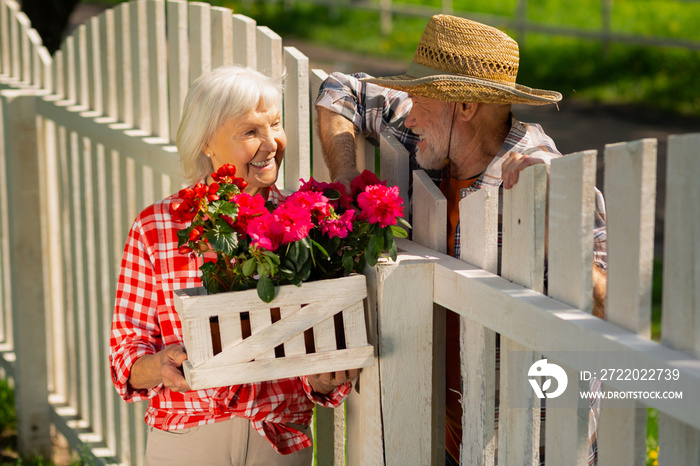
173, 274, 374, 390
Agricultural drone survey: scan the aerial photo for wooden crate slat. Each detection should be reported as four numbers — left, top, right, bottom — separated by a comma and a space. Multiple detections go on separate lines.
184, 346, 374, 389
249, 306, 276, 360
218, 314, 243, 350
342, 300, 368, 348
175, 274, 366, 318
313, 314, 337, 353
181, 317, 213, 367
174, 275, 372, 390
198, 296, 356, 369
280, 304, 306, 356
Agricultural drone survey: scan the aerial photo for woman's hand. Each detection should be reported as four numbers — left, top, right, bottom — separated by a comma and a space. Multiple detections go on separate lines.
128, 345, 191, 393
307, 369, 360, 395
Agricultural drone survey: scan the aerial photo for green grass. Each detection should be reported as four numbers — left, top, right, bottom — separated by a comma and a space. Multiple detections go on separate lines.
218, 0, 700, 117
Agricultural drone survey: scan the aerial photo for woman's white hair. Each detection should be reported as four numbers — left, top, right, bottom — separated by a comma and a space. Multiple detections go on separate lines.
177, 66, 284, 183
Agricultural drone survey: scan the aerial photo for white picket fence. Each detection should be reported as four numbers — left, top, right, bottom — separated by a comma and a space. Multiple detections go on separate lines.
1, 0, 699, 464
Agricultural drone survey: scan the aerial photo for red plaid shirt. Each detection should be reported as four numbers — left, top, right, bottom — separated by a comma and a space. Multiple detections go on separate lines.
109, 184, 350, 455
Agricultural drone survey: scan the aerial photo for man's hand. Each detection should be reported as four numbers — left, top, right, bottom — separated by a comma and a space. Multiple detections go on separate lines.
307, 369, 360, 395
128, 344, 191, 393
501, 151, 555, 189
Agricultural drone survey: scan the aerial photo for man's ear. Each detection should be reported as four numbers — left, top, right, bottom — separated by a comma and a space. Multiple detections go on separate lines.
457, 102, 479, 122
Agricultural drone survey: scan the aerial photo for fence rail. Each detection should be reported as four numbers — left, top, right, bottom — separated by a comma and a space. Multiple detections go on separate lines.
1, 0, 699, 464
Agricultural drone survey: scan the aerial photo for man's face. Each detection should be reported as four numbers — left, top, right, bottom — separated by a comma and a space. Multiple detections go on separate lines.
405, 94, 454, 170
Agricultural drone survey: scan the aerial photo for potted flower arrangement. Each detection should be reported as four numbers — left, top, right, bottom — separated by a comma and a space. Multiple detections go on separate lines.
171, 164, 410, 389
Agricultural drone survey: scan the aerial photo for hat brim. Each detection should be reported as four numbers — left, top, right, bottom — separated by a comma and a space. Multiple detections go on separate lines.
361, 73, 562, 106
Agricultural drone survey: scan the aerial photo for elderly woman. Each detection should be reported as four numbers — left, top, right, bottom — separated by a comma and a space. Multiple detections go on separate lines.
110, 66, 356, 466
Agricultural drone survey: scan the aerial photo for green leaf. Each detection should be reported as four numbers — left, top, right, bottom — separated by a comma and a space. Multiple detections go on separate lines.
397, 216, 412, 230
297, 241, 309, 265
298, 259, 312, 282
342, 253, 354, 274
365, 230, 384, 267
310, 239, 329, 258
205, 220, 238, 256
257, 275, 275, 302
208, 199, 238, 219
242, 258, 256, 277
386, 234, 398, 261
323, 188, 341, 200
286, 242, 299, 264
390, 225, 408, 239
177, 228, 191, 247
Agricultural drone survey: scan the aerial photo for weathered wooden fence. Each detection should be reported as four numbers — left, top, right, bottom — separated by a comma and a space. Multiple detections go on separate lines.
1, 0, 699, 464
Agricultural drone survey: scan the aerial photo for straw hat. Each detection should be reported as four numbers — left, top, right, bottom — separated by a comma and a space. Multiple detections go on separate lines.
362, 15, 562, 105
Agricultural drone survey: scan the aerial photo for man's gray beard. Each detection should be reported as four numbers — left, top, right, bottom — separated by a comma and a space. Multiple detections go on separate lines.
415, 146, 446, 171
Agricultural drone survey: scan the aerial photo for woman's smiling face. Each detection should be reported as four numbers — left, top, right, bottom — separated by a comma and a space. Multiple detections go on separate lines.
205, 102, 286, 195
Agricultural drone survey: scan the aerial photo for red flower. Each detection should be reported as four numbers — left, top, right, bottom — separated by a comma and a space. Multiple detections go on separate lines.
357, 185, 404, 228
211, 164, 248, 190
171, 199, 198, 223
350, 170, 386, 198
188, 225, 204, 242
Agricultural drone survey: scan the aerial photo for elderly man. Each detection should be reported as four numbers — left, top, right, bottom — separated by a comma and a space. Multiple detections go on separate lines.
315, 15, 607, 465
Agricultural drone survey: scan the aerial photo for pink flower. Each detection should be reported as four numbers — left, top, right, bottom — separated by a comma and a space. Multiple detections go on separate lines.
286, 191, 331, 223
357, 185, 404, 228
225, 193, 268, 235
247, 212, 280, 251
270, 201, 313, 244
299, 178, 353, 210
320, 210, 355, 239
350, 170, 386, 198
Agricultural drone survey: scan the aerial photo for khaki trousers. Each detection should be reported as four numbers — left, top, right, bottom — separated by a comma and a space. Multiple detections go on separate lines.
145, 417, 313, 466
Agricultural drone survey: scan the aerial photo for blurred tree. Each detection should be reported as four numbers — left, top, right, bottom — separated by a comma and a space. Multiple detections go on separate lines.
21, 0, 81, 55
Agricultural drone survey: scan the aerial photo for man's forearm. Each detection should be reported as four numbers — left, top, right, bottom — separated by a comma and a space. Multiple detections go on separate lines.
317, 107, 361, 184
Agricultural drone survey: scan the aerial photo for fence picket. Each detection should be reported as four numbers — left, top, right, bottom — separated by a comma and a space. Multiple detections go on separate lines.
211, 6, 234, 67
459, 188, 498, 465
596, 139, 657, 464
412, 169, 446, 253
8, 3, 19, 81
499, 164, 547, 465
114, 3, 133, 126
188, 2, 212, 87
256, 26, 284, 187
547, 151, 597, 465
658, 133, 700, 465
0, 0, 8, 77
379, 132, 410, 208
283, 46, 310, 191
166, 0, 188, 143
16, 11, 30, 85
76, 24, 89, 108
130, 1, 150, 132
99, 10, 117, 120
232, 14, 256, 68
147, 0, 168, 139
87, 18, 102, 113
310, 69, 330, 181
